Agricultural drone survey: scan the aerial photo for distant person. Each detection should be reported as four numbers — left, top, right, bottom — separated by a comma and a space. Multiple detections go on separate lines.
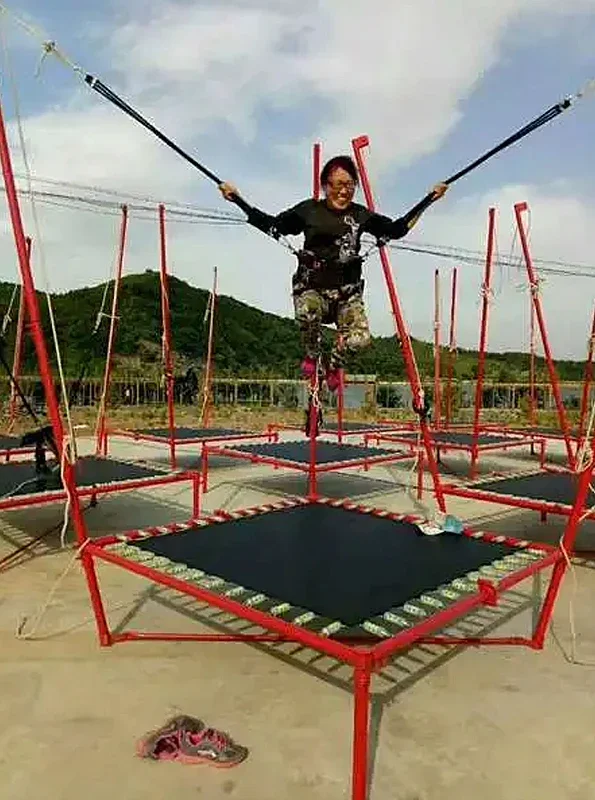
219, 155, 447, 390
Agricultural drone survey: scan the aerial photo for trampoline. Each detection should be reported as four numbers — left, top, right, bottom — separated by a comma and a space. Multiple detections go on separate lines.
88, 496, 563, 800
0, 455, 200, 514
112, 426, 274, 446
0, 434, 35, 462
443, 468, 595, 521
267, 419, 406, 441
365, 429, 545, 479
200, 439, 414, 498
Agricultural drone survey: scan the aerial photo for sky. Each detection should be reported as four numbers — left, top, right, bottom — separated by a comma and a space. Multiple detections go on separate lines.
0, 0, 594, 358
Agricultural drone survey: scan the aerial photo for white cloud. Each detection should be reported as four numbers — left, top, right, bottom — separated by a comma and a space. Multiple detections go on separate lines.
0, 0, 593, 360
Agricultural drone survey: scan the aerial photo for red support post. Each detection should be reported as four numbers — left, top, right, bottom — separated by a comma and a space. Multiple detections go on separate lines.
470, 207, 496, 479
313, 142, 321, 200
95, 205, 129, 456
529, 296, 537, 428
0, 93, 112, 645
351, 664, 372, 800
444, 266, 458, 428
8, 237, 30, 431
433, 268, 442, 428
159, 204, 177, 470
200, 266, 218, 428
514, 202, 576, 469
532, 448, 595, 648
577, 301, 595, 447
351, 135, 446, 512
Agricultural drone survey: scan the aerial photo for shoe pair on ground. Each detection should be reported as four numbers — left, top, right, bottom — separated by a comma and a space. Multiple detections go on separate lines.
137, 714, 248, 768
301, 356, 341, 392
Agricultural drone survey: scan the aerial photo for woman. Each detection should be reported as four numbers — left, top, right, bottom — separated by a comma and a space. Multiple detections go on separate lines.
220, 155, 447, 391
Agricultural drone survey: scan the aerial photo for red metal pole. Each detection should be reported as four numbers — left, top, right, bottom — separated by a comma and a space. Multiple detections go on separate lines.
8, 237, 30, 431
577, 301, 595, 446
529, 297, 537, 428
445, 267, 458, 428
0, 92, 112, 645
350, 136, 446, 512
95, 205, 128, 456
159, 204, 177, 469
433, 268, 442, 428
313, 142, 321, 200
532, 449, 595, 648
351, 664, 372, 800
470, 208, 496, 478
201, 266, 218, 428
514, 202, 575, 469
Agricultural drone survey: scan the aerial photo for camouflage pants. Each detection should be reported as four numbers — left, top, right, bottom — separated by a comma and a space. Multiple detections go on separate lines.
293, 286, 371, 368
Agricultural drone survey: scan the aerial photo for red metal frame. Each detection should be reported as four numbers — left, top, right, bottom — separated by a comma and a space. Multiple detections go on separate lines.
470, 207, 497, 478
112, 427, 275, 446
529, 294, 537, 427
0, 463, 200, 515
200, 266, 218, 429
444, 267, 458, 428
442, 468, 594, 522
514, 202, 575, 468
351, 135, 446, 512
158, 204, 177, 469
200, 440, 415, 500
95, 205, 129, 457
577, 301, 595, 446
81, 489, 586, 800
365, 430, 546, 479
433, 268, 442, 427
7, 237, 29, 431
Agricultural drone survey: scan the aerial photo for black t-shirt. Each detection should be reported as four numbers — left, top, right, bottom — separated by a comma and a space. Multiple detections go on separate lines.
242, 195, 434, 290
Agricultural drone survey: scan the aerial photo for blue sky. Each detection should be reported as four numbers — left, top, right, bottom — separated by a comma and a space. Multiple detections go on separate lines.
1, 0, 595, 358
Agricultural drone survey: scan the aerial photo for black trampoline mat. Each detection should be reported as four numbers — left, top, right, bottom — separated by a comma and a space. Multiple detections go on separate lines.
471, 471, 594, 508
134, 427, 251, 440
133, 504, 517, 627
388, 431, 520, 447
0, 435, 28, 450
0, 456, 166, 498
522, 427, 578, 438
223, 440, 397, 465
322, 422, 393, 432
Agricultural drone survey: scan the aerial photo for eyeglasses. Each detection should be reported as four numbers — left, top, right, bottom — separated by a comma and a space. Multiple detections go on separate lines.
327, 180, 355, 192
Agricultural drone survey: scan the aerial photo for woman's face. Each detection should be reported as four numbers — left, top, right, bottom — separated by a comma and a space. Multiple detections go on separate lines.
323, 167, 356, 211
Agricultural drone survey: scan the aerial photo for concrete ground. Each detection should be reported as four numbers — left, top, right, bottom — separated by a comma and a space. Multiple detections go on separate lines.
1, 432, 595, 800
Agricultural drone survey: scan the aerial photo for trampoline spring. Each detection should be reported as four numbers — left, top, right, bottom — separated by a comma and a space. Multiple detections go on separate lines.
403, 603, 427, 618
419, 595, 444, 609
224, 586, 246, 598
244, 593, 268, 607
362, 621, 391, 638
321, 621, 344, 637
270, 602, 292, 616
293, 611, 317, 626
382, 611, 410, 627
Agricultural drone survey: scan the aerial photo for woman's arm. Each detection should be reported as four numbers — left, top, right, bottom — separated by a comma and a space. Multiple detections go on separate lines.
363, 183, 448, 241
219, 182, 306, 237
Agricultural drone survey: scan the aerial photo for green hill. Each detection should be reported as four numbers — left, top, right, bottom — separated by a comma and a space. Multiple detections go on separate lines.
0, 271, 585, 383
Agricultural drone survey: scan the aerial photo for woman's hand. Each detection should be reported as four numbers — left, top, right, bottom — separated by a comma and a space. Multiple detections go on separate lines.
219, 181, 239, 201
431, 182, 448, 200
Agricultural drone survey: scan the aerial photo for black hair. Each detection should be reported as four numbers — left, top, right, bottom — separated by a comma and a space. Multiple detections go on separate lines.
320, 155, 359, 187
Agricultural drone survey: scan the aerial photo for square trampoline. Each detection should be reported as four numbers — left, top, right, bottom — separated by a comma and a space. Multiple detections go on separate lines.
200, 439, 414, 497
365, 428, 546, 478
443, 468, 595, 521
0, 455, 200, 514
87, 496, 563, 800
111, 426, 274, 447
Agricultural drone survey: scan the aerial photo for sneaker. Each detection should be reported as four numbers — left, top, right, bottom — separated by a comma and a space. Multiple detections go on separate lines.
326, 366, 341, 392
136, 714, 205, 761
301, 356, 317, 379
178, 726, 249, 768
